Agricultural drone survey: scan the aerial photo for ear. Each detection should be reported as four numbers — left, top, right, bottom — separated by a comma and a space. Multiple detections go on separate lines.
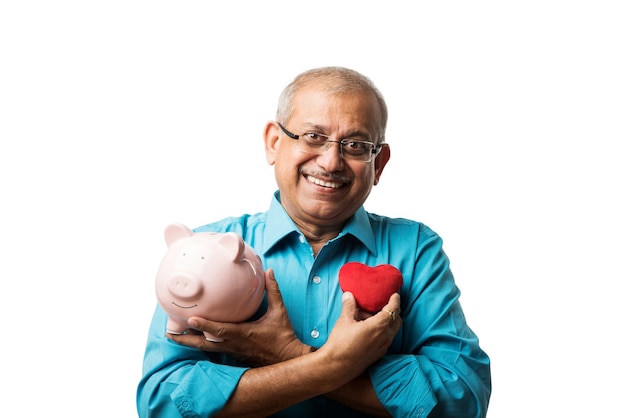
164, 223, 193, 247
217, 232, 247, 263
263, 121, 281, 166
373, 143, 390, 185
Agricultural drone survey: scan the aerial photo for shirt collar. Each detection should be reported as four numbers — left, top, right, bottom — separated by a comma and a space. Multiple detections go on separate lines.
262, 190, 377, 256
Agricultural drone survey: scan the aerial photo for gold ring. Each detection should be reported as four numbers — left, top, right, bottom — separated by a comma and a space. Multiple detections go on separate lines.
382, 309, 396, 322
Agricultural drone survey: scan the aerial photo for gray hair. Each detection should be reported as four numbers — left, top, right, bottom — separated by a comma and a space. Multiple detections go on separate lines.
275, 67, 388, 144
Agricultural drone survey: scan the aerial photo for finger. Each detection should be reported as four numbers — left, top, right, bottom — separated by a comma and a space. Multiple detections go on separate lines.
264, 268, 285, 308
187, 317, 227, 341
380, 308, 397, 324
384, 292, 401, 315
168, 331, 222, 351
171, 328, 202, 336
377, 293, 401, 325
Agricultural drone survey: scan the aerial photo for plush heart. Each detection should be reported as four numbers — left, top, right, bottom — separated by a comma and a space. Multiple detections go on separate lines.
338, 262, 403, 313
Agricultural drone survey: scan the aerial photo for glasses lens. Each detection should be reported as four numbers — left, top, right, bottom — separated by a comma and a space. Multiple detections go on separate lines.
341, 141, 374, 161
301, 142, 374, 162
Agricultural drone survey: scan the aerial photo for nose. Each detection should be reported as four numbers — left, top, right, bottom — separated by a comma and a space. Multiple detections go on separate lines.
316, 141, 345, 171
167, 274, 202, 299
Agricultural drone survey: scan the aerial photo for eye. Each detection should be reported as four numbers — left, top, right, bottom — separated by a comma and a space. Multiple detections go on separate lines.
303, 132, 328, 146
342, 140, 371, 155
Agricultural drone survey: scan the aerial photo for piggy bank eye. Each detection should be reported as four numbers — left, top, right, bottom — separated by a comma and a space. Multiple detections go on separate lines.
201, 256, 205, 260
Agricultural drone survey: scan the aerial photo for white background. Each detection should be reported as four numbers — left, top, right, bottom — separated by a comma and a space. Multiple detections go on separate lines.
1, 1, 624, 416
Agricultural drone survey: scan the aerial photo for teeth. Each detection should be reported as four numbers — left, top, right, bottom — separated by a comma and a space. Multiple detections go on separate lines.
306, 175, 342, 189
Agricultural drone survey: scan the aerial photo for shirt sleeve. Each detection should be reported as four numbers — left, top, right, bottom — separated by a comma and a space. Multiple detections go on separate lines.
137, 306, 249, 418
368, 225, 491, 417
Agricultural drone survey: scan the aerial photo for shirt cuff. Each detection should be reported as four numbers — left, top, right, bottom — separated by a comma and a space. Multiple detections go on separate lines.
368, 355, 437, 418
171, 361, 248, 417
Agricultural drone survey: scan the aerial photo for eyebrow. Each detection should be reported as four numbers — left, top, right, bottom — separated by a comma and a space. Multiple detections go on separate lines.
301, 123, 372, 140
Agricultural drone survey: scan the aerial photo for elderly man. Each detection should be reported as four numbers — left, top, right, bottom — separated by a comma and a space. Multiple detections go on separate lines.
137, 66, 491, 417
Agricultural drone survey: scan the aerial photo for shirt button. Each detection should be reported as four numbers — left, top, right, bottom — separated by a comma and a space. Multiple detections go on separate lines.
313, 276, 321, 284
310, 329, 319, 339
299, 235, 306, 243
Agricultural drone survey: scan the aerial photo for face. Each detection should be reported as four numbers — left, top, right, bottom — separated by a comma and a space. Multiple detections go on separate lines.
264, 85, 390, 233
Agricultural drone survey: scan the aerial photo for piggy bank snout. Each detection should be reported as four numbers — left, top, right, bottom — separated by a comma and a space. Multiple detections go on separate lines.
167, 274, 203, 299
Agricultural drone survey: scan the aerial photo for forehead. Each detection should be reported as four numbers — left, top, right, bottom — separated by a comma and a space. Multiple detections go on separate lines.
290, 86, 382, 135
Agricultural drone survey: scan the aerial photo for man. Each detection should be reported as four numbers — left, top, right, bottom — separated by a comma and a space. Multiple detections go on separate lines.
137, 66, 491, 417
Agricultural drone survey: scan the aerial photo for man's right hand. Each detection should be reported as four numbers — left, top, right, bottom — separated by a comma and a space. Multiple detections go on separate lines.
168, 268, 309, 367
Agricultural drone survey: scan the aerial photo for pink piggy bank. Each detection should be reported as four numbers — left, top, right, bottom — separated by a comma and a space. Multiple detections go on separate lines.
155, 223, 265, 342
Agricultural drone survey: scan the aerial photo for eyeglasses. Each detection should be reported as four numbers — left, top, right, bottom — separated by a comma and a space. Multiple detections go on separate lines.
277, 122, 382, 163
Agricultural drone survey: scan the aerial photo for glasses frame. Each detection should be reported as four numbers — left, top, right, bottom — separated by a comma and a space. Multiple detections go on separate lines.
277, 122, 382, 163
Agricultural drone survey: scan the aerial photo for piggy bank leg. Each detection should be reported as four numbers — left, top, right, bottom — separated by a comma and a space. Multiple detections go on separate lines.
203, 331, 224, 343
166, 317, 189, 335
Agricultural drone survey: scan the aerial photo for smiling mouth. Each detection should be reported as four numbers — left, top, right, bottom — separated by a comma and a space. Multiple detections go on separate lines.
305, 174, 345, 189
172, 301, 198, 309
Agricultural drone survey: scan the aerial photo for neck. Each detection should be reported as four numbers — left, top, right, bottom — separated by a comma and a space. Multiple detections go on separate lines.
297, 225, 342, 257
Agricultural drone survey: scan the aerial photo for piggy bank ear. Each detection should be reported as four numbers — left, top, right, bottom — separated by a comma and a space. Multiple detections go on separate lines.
217, 232, 246, 262
164, 223, 194, 247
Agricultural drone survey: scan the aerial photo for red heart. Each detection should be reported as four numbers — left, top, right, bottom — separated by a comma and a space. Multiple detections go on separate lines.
338, 262, 403, 313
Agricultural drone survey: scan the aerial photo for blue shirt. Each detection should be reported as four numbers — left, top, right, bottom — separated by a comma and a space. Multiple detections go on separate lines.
137, 192, 491, 417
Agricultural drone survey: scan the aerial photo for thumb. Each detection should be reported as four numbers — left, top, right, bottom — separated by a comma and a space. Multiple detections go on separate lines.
264, 268, 285, 307
341, 291, 358, 318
